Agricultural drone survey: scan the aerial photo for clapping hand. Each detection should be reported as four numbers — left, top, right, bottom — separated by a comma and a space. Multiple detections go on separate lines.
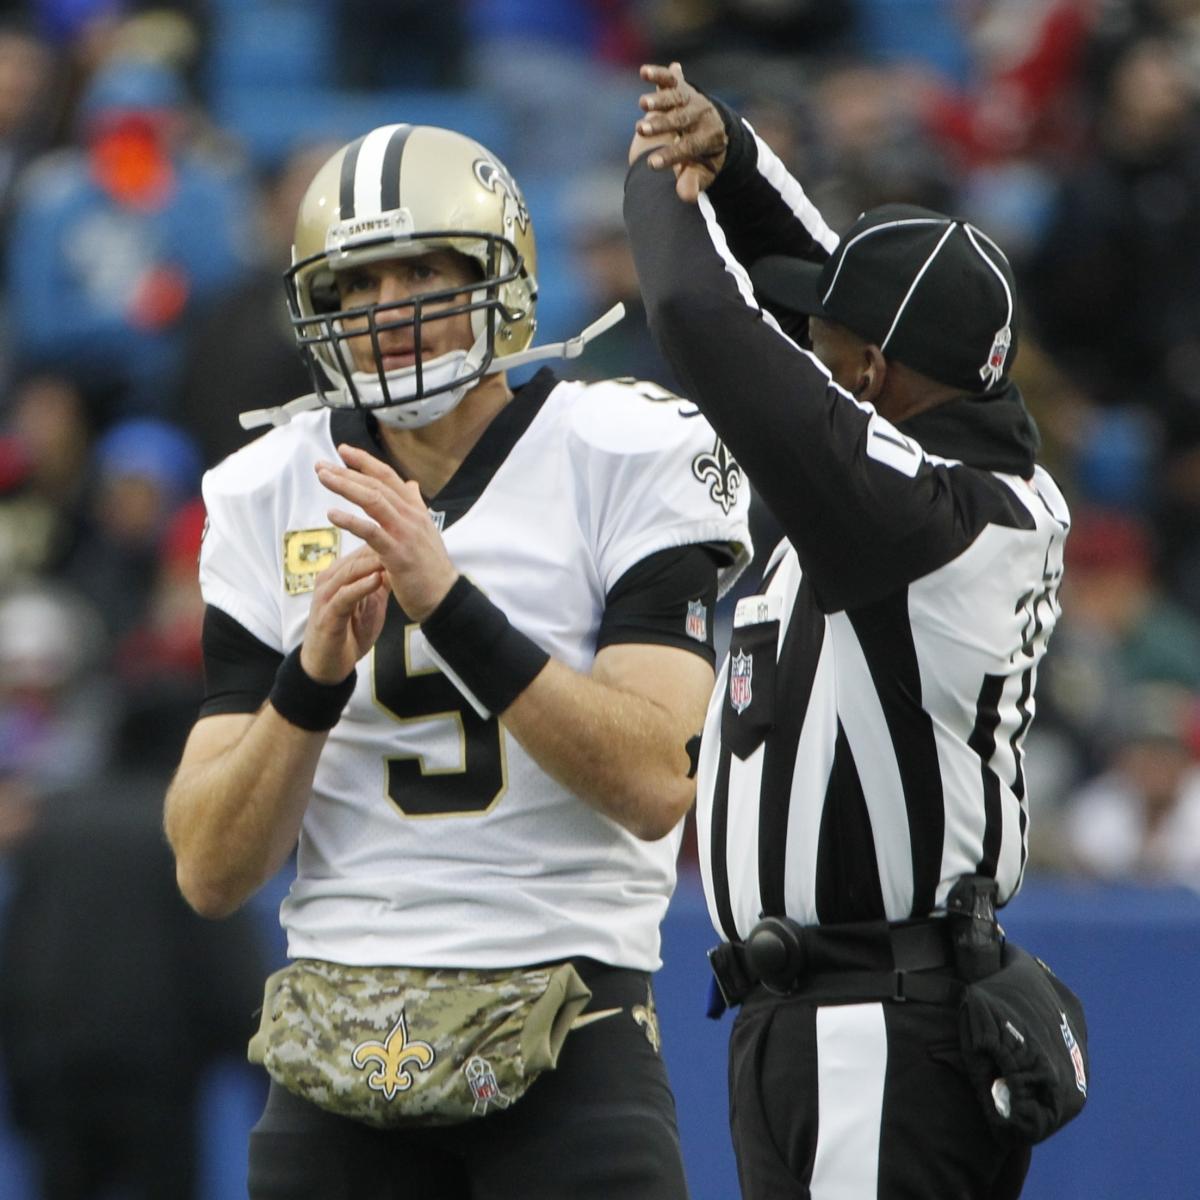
316, 445, 460, 624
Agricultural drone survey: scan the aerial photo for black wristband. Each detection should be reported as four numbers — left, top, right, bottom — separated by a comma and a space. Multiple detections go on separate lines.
421, 576, 550, 717
268, 647, 357, 732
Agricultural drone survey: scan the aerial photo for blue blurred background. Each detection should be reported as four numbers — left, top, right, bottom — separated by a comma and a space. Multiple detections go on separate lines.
2, 0, 1200, 1195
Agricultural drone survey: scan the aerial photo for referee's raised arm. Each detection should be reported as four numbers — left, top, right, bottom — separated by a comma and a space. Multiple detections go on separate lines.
623, 96, 870, 608
623, 75, 997, 613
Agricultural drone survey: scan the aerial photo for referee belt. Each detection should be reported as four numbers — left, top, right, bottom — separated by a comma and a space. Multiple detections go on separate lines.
707, 916, 962, 1015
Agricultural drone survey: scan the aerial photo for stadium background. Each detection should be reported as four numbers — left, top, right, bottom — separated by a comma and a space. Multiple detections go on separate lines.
1, 1, 1199, 1196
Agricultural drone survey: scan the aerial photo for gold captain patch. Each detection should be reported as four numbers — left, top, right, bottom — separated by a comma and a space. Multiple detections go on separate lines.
283, 527, 340, 595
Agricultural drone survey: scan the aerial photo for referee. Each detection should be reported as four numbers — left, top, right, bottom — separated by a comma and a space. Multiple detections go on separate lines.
625, 65, 1070, 1199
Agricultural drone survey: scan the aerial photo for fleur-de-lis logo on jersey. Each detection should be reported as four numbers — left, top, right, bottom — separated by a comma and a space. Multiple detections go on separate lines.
692, 438, 743, 515
351, 1010, 436, 1100
473, 155, 530, 234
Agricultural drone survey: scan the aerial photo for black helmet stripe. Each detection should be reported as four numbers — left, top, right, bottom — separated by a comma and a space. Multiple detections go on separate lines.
380, 125, 413, 212
339, 125, 413, 221
338, 134, 367, 220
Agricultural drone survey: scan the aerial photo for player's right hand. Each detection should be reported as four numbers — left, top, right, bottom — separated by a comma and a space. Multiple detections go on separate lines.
299, 545, 389, 684
316, 445, 460, 623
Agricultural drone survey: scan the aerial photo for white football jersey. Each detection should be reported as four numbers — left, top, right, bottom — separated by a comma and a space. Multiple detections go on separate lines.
200, 372, 751, 970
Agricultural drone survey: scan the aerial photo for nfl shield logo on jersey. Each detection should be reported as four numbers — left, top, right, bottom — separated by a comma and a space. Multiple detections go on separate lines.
730, 650, 753, 714
685, 599, 707, 642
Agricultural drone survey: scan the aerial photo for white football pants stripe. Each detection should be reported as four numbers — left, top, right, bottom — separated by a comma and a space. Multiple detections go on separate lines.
811, 1003, 887, 1199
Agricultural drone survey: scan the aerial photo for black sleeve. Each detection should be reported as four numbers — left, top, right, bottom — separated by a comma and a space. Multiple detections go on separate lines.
199, 605, 283, 717
623, 155, 979, 614
596, 543, 724, 666
704, 95, 833, 276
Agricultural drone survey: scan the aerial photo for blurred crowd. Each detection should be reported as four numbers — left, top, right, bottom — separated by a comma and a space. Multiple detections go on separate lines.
1, 0, 1200, 1191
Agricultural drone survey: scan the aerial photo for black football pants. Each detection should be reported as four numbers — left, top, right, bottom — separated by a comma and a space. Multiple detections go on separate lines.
728, 989, 1032, 1199
247, 963, 689, 1199
19, 1071, 198, 1200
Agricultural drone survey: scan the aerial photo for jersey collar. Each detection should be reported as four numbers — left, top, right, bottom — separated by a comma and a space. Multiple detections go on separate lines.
329, 368, 559, 531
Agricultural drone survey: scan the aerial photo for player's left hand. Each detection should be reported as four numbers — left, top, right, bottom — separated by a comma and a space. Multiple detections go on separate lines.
628, 61, 727, 203
316, 445, 459, 621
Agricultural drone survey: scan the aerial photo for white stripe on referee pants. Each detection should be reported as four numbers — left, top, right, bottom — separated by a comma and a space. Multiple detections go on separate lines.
811, 1003, 887, 1200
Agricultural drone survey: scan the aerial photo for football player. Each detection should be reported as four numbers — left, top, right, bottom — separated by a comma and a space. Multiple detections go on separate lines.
164, 124, 751, 1199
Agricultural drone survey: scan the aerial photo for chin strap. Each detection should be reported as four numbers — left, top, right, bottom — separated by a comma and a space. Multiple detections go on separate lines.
488, 302, 625, 372
239, 393, 323, 430
237, 303, 626, 431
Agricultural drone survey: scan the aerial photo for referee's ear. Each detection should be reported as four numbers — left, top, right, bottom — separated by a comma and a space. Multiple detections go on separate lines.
854, 345, 888, 406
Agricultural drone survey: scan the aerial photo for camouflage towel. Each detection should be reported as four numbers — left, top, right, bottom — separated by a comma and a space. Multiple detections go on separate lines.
247, 959, 592, 1128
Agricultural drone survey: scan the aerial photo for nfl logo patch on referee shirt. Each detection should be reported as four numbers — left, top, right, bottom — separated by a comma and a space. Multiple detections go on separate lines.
730, 650, 753, 714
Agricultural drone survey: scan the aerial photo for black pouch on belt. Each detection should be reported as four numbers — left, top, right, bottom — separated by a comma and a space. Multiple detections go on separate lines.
957, 940, 1090, 1144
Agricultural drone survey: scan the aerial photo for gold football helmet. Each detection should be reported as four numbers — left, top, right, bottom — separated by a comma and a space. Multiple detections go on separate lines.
284, 124, 539, 428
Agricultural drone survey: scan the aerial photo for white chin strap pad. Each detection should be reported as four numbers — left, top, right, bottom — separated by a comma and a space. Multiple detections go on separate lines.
352, 331, 490, 430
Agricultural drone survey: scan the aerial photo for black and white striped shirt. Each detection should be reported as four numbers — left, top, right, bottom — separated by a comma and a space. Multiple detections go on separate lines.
625, 114, 1070, 940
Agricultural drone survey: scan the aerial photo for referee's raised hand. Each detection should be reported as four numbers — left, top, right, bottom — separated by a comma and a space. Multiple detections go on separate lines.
629, 61, 728, 203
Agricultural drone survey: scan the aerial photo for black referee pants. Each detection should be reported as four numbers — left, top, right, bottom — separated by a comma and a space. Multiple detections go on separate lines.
728, 989, 1032, 1199
247, 963, 688, 1199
